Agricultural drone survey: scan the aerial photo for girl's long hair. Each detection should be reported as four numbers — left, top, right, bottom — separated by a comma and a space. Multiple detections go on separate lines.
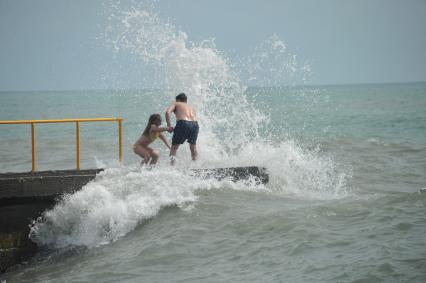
143, 114, 161, 136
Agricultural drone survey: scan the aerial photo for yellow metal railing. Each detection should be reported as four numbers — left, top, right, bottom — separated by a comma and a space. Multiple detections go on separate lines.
0, 118, 123, 172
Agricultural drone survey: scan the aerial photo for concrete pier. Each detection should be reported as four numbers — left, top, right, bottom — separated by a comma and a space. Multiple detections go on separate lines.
0, 169, 103, 273
0, 169, 103, 200
0, 166, 268, 273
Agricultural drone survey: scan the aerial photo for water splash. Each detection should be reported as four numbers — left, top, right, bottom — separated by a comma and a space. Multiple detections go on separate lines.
102, 1, 269, 166
29, 166, 266, 248
30, 0, 350, 248
102, 0, 348, 195
239, 34, 313, 87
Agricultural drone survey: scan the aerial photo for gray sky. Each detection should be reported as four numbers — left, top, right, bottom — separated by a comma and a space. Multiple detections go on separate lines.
1, 0, 425, 90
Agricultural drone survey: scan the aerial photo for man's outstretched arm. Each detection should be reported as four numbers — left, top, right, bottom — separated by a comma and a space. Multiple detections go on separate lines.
165, 103, 175, 127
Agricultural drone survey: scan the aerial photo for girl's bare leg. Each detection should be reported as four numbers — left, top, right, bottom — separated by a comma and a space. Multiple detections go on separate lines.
134, 145, 151, 166
142, 154, 151, 166
149, 150, 160, 165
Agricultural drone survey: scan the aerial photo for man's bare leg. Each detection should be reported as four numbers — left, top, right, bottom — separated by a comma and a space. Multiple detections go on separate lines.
190, 144, 197, 161
170, 144, 179, 165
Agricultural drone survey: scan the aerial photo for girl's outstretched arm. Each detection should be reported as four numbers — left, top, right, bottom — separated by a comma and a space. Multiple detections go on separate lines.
159, 133, 171, 149
150, 124, 172, 133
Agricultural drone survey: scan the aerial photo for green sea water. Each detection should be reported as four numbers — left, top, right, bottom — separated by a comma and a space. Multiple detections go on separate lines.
1, 83, 425, 282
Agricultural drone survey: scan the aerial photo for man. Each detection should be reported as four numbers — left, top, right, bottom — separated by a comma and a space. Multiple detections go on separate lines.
165, 93, 199, 165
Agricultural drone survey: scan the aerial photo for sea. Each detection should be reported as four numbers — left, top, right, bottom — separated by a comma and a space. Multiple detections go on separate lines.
1, 2, 426, 283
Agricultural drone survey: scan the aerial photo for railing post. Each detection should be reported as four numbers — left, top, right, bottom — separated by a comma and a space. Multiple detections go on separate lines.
76, 121, 80, 170
118, 119, 123, 163
31, 123, 36, 172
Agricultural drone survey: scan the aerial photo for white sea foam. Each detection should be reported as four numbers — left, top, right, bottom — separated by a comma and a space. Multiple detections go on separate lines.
366, 138, 389, 146
29, 165, 270, 248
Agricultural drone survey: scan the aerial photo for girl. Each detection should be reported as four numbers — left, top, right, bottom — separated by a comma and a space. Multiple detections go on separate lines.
133, 114, 172, 166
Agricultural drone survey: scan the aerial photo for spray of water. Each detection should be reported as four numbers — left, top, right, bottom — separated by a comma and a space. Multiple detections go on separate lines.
102, 2, 269, 165
30, 0, 349, 248
238, 33, 313, 87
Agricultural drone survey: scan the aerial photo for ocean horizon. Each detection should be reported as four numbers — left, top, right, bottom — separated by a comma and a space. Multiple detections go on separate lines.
2, 80, 426, 93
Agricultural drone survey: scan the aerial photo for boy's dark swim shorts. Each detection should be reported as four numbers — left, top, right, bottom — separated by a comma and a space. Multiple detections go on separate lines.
172, 120, 199, 145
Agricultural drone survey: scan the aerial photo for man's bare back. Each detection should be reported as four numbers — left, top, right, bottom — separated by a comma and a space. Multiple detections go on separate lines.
165, 101, 197, 126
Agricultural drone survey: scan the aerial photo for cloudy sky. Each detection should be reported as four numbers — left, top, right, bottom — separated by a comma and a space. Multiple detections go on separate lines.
1, 0, 425, 90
